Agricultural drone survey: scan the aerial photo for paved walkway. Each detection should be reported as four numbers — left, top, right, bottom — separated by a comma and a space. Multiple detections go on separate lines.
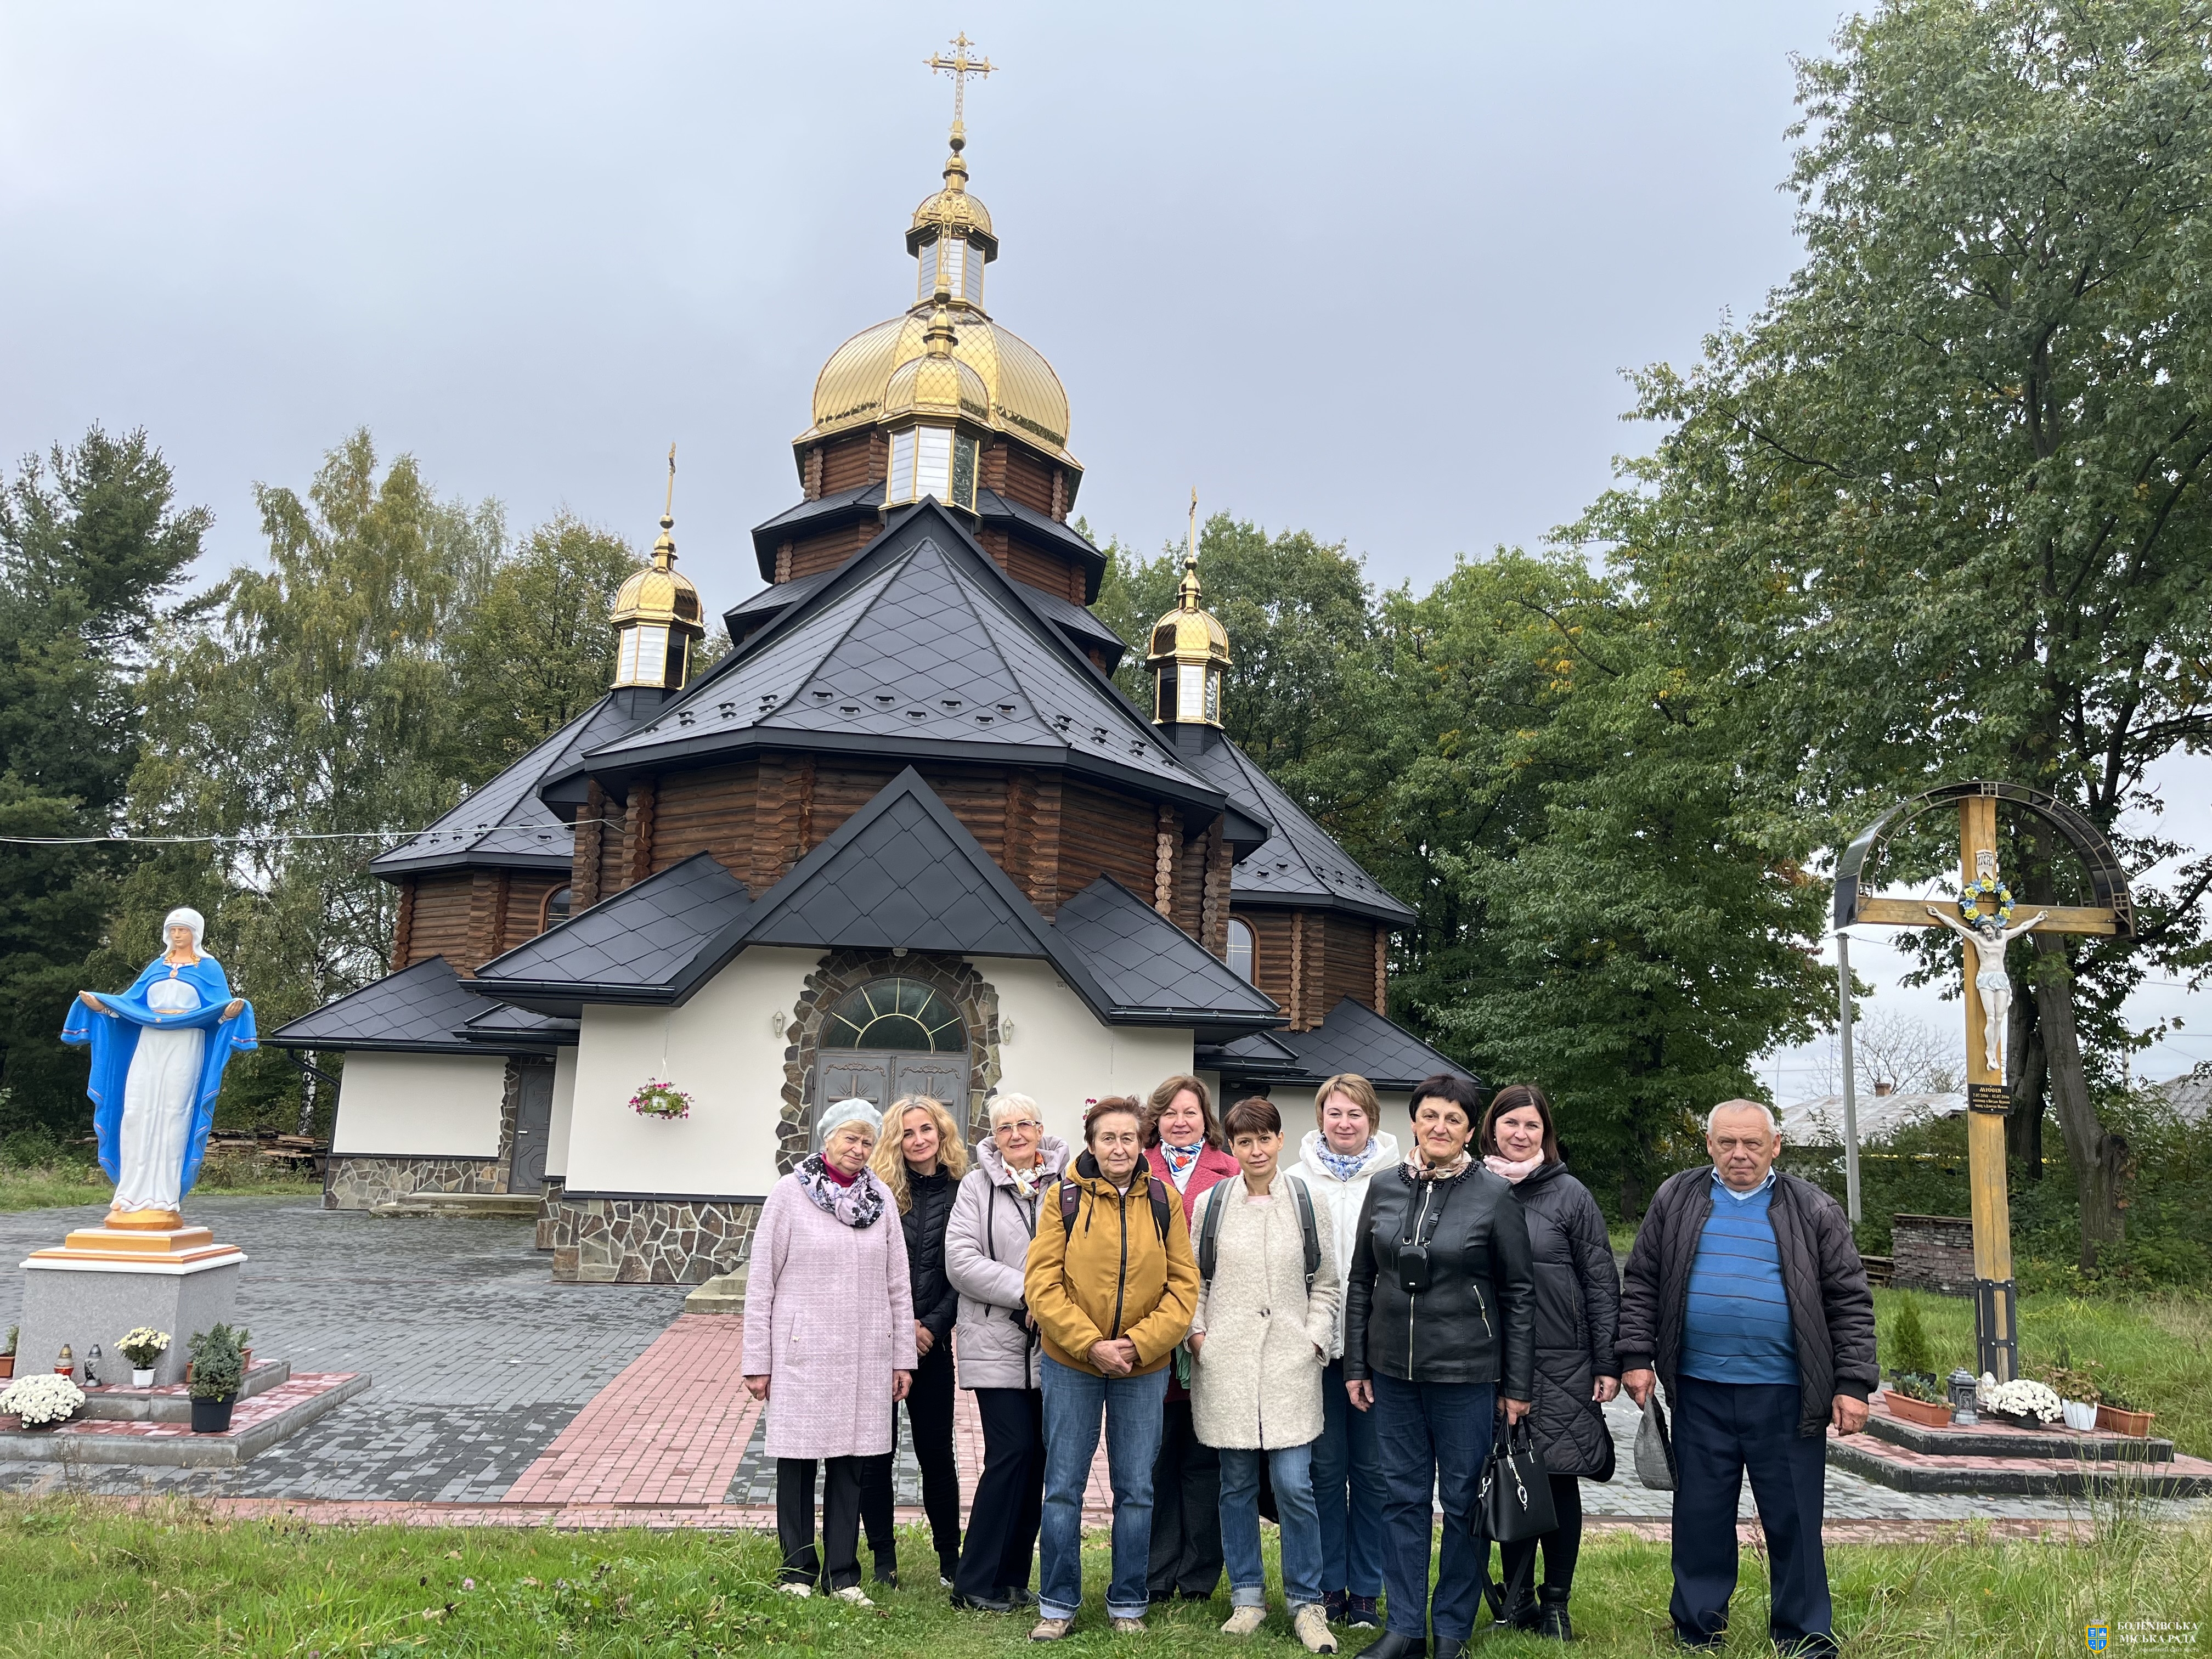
0, 1197, 2193, 1533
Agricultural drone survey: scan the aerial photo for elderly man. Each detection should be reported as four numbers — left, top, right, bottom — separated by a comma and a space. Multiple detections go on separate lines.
1618, 1099, 1875, 1658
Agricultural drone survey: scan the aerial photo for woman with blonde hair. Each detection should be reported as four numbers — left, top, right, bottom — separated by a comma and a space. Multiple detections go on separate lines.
864, 1094, 972, 1587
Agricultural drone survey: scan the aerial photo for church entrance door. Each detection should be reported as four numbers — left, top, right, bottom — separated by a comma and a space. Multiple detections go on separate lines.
812, 977, 970, 1148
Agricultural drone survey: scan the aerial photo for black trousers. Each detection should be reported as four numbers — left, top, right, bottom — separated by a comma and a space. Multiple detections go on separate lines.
777, 1455, 872, 1590
1146, 1396, 1223, 1598
954, 1386, 1046, 1600
1669, 1378, 1833, 1650
860, 1340, 962, 1579
1496, 1473, 1584, 1599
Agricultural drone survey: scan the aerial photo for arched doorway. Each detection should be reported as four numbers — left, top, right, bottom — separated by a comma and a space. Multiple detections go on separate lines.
813, 975, 972, 1147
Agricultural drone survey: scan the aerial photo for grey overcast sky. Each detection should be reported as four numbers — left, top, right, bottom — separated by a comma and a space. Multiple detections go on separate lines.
4, 1, 2203, 1090
1, 0, 1849, 590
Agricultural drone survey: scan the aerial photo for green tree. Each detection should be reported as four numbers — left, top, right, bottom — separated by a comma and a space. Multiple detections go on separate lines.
0, 429, 208, 1133
449, 512, 634, 780
127, 430, 500, 1132
1584, 0, 2212, 1263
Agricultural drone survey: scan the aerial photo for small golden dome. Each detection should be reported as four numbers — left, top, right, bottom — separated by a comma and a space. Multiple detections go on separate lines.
611, 527, 704, 629
1147, 555, 1232, 669
883, 309, 991, 422
906, 135, 998, 256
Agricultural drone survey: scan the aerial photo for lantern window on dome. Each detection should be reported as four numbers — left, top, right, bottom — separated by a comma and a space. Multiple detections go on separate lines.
916, 233, 984, 307
888, 423, 979, 510
615, 622, 690, 690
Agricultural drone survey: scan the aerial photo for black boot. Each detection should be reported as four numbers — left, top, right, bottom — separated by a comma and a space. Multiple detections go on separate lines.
1537, 1587, 1573, 1641
1432, 1640, 1469, 1659
1355, 1633, 1427, 1659
1500, 1587, 1539, 1631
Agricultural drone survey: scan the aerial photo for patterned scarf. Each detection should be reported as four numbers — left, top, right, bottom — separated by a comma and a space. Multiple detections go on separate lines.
1405, 1150, 1472, 1182
1005, 1160, 1046, 1200
1158, 1141, 1206, 1193
1314, 1138, 1376, 1182
797, 1153, 885, 1228
1483, 1152, 1545, 1184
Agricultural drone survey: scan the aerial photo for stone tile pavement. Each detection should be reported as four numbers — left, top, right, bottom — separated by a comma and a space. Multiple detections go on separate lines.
0, 1196, 2194, 1531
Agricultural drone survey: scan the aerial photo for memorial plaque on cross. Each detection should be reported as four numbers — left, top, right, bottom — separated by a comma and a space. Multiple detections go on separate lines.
1833, 781, 2135, 1381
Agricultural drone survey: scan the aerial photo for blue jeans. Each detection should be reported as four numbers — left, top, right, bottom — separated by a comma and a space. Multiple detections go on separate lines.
1039, 1355, 1169, 1622
1314, 1359, 1386, 1598
1373, 1373, 1494, 1643
1219, 1441, 1325, 1610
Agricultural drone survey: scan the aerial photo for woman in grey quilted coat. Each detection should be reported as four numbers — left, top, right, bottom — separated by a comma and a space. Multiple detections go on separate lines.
1478, 1085, 1619, 1644
943, 1093, 1070, 1612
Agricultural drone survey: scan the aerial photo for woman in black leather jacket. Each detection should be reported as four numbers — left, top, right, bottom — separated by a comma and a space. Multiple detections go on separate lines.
1344, 1076, 1534, 1659
866, 1096, 969, 1587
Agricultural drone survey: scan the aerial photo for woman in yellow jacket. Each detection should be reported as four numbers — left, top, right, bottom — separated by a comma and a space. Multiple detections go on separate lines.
1023, 1096, 1200, 1640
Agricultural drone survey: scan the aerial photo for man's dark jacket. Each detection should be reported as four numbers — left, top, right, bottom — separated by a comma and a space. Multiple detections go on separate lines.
1615, 1166, 1877, 1438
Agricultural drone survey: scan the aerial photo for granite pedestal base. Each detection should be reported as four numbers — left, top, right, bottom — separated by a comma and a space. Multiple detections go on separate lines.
15, 1224, 246, 1387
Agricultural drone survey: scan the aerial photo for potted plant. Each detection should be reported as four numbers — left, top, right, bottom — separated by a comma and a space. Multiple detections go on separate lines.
1, 1325, 15, 1381
118, 1328, 171, 1390
2046, 1351, 2103, 1431
186, 1323, 245, 1434
0, 1372, 86, 1431
2096, 1382, 2154, 1438
1878, 1295, 1953, 1425
628, 1079, 692, 1120
1978, 1374, 2062, 1428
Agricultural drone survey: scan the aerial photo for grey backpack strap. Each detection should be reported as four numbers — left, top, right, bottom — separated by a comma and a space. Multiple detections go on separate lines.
1289, 1174, 1321, 1292
1196, 1181, 1227, 1285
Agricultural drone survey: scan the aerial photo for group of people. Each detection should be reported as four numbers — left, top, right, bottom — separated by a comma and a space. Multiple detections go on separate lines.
741, 1074, 1874, 1658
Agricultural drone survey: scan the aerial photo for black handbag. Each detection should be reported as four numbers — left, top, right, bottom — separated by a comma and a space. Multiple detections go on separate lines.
1479, 1418, 1559, 1544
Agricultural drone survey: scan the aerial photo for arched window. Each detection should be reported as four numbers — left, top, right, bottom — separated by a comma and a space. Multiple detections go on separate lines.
1226, 918, 1255, 982
541, 886, 573, 931
821, 978, 965, 1053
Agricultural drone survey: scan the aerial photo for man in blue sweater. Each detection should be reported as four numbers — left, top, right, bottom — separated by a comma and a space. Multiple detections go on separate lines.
1617, 1101, 1876, 1659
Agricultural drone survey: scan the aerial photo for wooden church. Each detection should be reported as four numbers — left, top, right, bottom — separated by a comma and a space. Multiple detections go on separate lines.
268, 114, 1466, 1283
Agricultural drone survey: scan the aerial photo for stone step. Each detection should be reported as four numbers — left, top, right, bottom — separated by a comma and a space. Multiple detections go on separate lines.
1829, 1430, 2212, 1497
1863, 1406, 2176, 1463
0, 1370, 371, 1466
370, 1193, 538, 1220
682, 1268, 747, 1316
77, 1359, 292, 1422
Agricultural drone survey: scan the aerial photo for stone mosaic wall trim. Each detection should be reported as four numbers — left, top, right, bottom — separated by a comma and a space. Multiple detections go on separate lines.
539, 1188, 762, 1285
323, 1155, 507, 1211
776, 951, 1002, 1175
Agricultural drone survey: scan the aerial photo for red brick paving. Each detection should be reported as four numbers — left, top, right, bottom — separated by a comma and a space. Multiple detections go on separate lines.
0, 1373, 362, 1444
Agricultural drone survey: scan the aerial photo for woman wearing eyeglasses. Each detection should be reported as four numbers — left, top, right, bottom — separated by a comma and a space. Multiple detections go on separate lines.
943, 1092, 1071, 1612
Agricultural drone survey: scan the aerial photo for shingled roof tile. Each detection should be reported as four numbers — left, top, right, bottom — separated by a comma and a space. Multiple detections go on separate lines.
263, 957, 539, 1053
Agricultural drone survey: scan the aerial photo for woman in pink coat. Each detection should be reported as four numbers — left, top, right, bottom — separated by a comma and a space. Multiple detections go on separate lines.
744, 1098, 918, 1602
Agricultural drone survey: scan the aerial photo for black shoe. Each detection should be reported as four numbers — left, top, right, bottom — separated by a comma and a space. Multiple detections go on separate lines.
1433, 1640, 1470, 1659
1674, 1635, 1725, 1654
1356, 1634, 1427, 1659
1345, 1596, 1381, 1629
1537, 1587, 1572, 1641
1500, 1589, 1539, 1632
951, 1590, 1014, 1613
874, 1570, 899, 1589
1002, 1587, 1039, 1610
1324, 1592, 1348, 1624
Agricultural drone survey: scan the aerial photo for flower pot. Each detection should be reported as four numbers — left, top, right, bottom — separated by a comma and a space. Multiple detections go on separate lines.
0, 1355, 12, 1379
131, 1368, 156, 1390
189, 1394, 235, 1434
1883, 1391, 1954, 1429
17, 1416, 59, 1432
2097, 1404, 2154, 1438
1990, 1408, 2047, 1430
2061, 1400, 2100, 1432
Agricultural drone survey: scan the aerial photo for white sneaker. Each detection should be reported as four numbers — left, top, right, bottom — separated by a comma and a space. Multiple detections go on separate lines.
777, 1582, 813, 1598
834, 1585, 875, 1607
1293, 1603, 1338, 1653
1221, 1606, 1269, 1636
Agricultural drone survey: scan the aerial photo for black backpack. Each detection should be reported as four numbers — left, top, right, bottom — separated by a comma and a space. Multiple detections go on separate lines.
1195, 1172, 1322, 1293
1059, 1172, 1174, 1244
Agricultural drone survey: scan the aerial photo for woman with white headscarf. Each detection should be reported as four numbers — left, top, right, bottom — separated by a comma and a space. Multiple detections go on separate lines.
743, 1098, 918, 1603
65, 907, 253, 1223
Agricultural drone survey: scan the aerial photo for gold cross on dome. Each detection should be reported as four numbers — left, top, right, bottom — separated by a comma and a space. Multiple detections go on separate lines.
925, 32, 996, 132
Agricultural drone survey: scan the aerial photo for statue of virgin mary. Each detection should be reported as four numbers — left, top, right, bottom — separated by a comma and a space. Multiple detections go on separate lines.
60, 907, 257, 1227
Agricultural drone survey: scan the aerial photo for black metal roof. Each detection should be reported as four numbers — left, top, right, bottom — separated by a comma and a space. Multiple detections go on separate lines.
560, 501, 1226, 814
372, 694, 654, 876
460, 1003, 580, 1044
1170, 727, 1415, 923
1051, 876, 1280, 1025
262, 957, 544, 1055
1272, 997, 1477, 1091
721, 565, 1126, 670
466, 854, 753, 1015
749, 484, 1107, 599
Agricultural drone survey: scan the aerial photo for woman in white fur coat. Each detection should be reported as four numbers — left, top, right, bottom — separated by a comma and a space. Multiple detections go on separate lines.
1187, 1096, 1341, 1654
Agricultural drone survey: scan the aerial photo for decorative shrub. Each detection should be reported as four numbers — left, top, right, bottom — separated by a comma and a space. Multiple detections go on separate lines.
187, 1324, 245, 1402
1886, 1293, 1936, 1379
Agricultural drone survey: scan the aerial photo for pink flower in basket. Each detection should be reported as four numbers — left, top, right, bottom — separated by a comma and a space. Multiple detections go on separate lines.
629, 1079, 692, 1120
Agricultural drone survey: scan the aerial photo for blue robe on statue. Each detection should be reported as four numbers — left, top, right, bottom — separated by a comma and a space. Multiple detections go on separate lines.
61, 955, 257, 1200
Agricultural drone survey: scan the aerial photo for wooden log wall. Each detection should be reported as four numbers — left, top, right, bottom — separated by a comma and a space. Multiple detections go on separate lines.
466, 872, 511, 971
783, 519, 880, 582
403, 872, 475, 968
1235, 906, 1384, 1031
390, 881, 416, 972
651, 762, 761, 874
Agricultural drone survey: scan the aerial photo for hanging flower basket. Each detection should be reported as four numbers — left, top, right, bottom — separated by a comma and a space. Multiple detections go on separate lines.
629, 1080, 693, 1121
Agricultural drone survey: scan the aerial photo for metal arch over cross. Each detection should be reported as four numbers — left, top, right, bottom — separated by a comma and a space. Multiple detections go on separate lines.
925, 33, 997, 134
1833, 780, 2135, 1382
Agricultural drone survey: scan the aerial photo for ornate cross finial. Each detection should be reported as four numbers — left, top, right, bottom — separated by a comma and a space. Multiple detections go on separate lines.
925, 32, 996, 140
1178, 488, 1203, 610
653, 443, 678, 568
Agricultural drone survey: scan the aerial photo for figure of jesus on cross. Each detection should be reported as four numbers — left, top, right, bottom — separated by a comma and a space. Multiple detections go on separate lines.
1834, 782, 2135, 1381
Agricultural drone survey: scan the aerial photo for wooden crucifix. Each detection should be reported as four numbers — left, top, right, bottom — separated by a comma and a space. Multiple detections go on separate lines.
1833, 781, 2135, 1381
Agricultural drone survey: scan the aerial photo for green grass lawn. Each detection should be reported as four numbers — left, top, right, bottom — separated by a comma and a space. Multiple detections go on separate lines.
0, 1159, 319, 1213
0, 1500, 2204, 1658
1874, 1287, 2212, 1456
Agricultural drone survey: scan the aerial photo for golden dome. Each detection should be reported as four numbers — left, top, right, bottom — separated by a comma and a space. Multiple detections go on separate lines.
611, 524, 704, 630
804, 307, 1074, 461
907, 137, 997, 255
1148, 554, 1232, 669
883, 306, 992, 421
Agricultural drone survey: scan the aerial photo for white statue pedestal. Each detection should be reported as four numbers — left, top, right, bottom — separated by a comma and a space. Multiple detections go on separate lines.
16, 1223, 246, 1386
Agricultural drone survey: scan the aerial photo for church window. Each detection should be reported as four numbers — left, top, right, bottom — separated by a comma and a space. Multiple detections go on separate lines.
822, 978, 966, 1052
915, 425, 954, 501
541, 887, 572, 930
888, 425, 977, 510
1176, 659, 1207, 722
1226, 918, 1255, 982
915, 234, 984, 306
889, 427, 916, 501
1204, 667, 1222, 723
616, 622, 672, 688
951, 432, 978, 506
